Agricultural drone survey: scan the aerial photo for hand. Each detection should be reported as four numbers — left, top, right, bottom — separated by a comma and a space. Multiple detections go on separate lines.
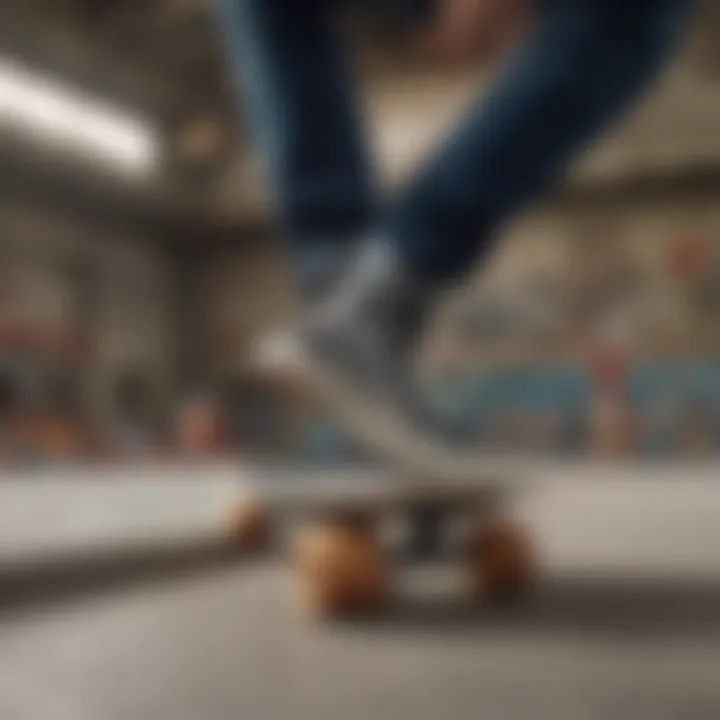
428, 0, 530, 66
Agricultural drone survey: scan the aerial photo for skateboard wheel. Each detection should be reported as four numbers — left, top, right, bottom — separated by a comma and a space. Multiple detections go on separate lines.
226, 498, 271, 553
294, 522, 390, 619
466, 518, 535, 601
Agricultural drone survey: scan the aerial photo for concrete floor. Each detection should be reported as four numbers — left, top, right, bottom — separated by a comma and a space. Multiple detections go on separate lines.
2, 561, 720, 720
3, 464, 720, 720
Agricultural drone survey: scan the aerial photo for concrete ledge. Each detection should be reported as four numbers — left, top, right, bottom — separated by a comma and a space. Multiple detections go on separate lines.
0, 461, 244, 569
0, 462, 249, 610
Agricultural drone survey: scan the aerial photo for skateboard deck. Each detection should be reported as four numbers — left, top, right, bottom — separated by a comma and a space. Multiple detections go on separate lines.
227, 461, 532, 556
240, 463, 520, 516
226, 462, 537, 619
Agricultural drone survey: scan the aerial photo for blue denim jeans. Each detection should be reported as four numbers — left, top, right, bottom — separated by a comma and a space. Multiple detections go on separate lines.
218, 0, 689, 286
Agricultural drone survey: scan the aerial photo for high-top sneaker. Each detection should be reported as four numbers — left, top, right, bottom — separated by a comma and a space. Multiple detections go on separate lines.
282, 242, 482, 480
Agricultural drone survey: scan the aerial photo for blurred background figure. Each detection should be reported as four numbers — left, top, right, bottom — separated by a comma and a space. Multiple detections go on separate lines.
0, 369, 21, 466
106, 370, 158, 459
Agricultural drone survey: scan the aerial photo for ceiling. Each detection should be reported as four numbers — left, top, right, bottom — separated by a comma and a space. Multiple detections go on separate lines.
0, 1, 425, 226
0, 0, 226, 126
0, 0, 717, 239
0, 0, 243, 231
0, 0, 430, 172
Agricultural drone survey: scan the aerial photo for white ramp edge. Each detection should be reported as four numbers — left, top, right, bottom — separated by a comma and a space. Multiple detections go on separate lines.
0, 459, 720, 579
0, 462, 246, 568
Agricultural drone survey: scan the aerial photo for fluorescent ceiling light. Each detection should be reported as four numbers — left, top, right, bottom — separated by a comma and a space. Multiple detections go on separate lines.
0, 57, 160, 175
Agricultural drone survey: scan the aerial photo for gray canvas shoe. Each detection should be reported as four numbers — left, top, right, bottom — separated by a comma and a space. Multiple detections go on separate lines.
281, 242, 483, 480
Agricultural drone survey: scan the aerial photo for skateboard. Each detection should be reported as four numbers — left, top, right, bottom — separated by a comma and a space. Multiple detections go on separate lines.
226, 464, 537, 619
240, 334, 538, 617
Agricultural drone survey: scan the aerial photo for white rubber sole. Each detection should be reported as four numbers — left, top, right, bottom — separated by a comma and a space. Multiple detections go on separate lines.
249, 329, 318, 403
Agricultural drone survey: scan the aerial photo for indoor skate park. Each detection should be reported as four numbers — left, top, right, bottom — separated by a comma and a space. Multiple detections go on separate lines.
2, 2, 720, 719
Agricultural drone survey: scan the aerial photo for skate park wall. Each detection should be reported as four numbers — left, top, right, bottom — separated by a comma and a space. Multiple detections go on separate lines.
0, 193, 175, 425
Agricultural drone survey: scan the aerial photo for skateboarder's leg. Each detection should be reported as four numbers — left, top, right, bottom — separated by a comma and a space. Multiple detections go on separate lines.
217, 0, 375, 298
296, 0, 690, 466
384, 0, 689, 282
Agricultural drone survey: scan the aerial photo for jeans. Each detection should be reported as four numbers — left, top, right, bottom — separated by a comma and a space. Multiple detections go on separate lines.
218, 0, 690, 286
